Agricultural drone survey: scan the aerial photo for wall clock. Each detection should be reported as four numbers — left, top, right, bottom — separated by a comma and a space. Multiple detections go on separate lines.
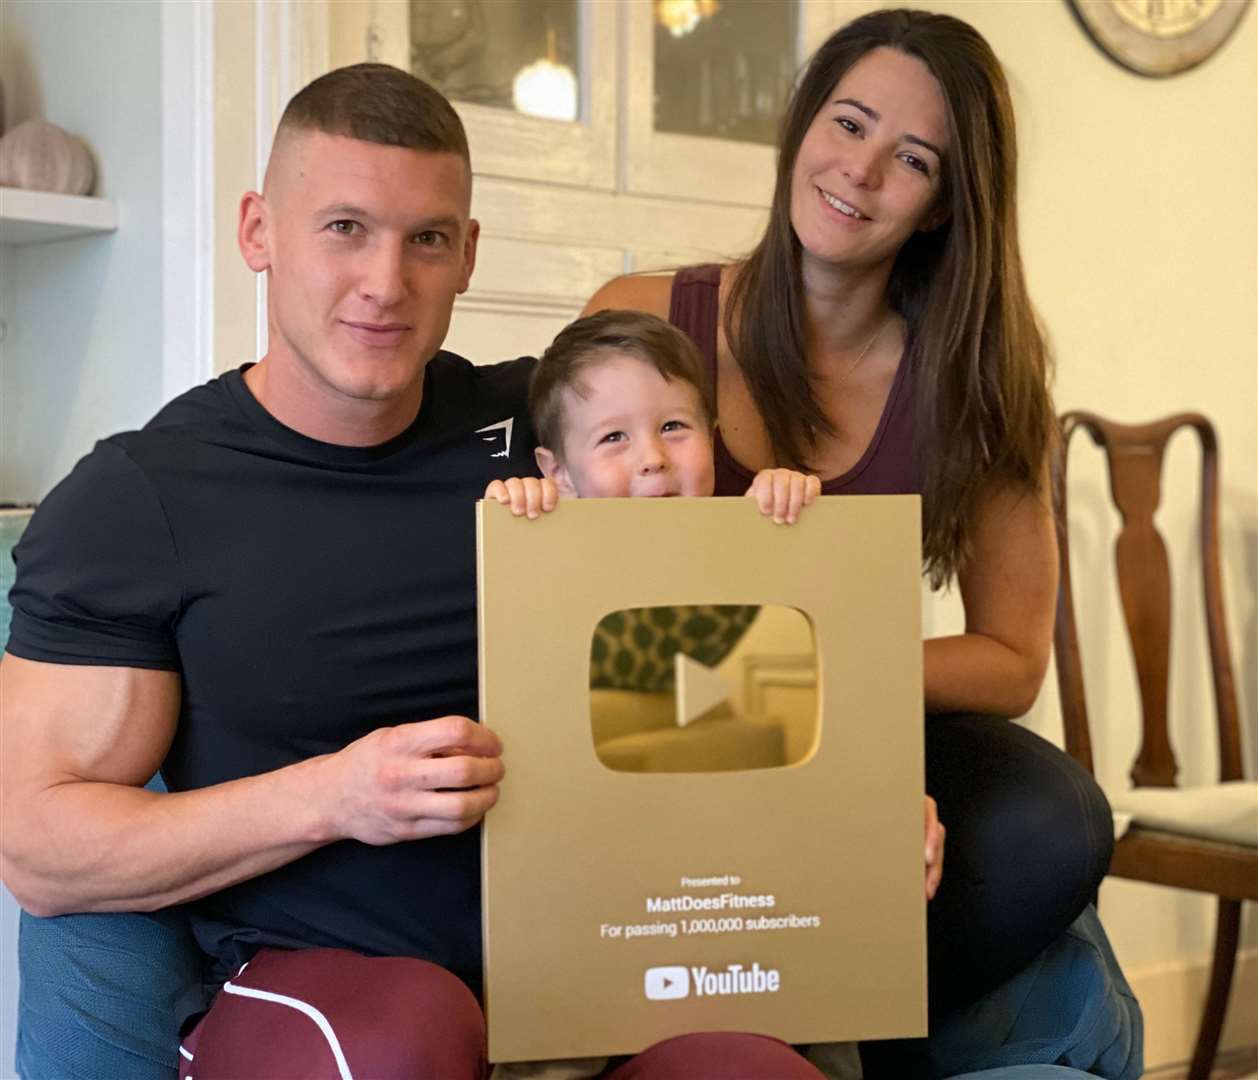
1068, 0, 1252, 76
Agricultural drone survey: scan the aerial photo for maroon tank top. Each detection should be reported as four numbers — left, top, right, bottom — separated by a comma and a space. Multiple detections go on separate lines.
668, 264, 920, 497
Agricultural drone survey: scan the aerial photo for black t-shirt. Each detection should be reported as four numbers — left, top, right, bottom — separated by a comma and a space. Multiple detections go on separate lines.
6, 353, 537, 996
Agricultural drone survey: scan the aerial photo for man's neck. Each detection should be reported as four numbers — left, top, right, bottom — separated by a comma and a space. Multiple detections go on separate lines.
243, 355, 425, 447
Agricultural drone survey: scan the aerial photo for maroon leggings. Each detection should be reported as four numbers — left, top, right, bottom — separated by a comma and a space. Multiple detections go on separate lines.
178, 948, 824, 1079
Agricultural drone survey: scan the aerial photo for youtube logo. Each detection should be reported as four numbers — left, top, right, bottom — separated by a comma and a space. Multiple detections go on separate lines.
644, 966, 690, 1000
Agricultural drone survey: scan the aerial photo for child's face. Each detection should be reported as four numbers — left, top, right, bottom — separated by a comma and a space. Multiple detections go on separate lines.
537, 352, 715, 499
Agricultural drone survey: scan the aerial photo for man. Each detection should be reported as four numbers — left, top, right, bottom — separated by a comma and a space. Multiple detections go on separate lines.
0, 64, 823, 1078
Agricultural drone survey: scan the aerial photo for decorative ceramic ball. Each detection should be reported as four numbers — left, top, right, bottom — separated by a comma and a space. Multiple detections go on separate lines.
0, 120, 95, 196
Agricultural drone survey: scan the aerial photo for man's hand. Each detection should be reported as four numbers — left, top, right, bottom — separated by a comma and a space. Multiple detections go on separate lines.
322, 716, 505, 845
925, 795, 946, 901
484, 477, 559, 519
745, 469, 821, 524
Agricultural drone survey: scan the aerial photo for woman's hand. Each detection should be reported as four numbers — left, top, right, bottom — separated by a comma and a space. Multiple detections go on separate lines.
746, 469, 821, 524
484, 477, 560, 519
925, 795, 946, 900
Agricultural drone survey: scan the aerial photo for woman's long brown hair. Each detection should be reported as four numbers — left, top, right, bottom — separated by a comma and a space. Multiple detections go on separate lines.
726, 8, 1054, 588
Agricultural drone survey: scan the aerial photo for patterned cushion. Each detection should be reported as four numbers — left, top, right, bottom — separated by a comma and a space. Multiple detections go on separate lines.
589, 605, 760, 692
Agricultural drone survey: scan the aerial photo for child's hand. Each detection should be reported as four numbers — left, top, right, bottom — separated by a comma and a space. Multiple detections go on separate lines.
745, 469, 821, 524
484, 477, 560, 519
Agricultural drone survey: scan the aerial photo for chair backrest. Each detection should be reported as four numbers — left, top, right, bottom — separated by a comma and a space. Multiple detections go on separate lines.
1052, 411, 1242, 788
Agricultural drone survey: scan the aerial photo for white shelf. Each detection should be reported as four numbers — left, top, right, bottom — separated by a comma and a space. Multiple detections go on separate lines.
0, 186, 117, 245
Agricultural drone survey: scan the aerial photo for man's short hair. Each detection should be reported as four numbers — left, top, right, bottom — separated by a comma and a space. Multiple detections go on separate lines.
530, 310, 715, 454
277, 62, 469, 166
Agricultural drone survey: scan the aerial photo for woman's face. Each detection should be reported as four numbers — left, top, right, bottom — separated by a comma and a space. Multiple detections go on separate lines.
790, 47, 950, 277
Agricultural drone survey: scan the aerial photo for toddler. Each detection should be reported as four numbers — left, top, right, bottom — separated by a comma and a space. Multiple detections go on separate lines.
485, 309, 819, 519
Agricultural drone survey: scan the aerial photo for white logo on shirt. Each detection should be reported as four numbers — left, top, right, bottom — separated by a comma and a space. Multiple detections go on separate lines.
475, 418, 514, 459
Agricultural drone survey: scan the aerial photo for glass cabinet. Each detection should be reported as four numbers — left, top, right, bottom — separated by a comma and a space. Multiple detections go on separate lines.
325, 0, 840, 206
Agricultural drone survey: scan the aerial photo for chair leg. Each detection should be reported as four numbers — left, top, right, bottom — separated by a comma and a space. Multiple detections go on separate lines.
1187, 898, 1243, 1080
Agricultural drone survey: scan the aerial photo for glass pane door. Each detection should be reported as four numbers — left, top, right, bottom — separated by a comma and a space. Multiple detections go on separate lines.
654, 0, 797, 146
329, 0, 614, 189
411, 1, 581, 123
626, 0, 802, 206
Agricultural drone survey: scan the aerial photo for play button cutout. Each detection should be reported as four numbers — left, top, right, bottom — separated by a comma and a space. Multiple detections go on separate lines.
674, 652, 733, 728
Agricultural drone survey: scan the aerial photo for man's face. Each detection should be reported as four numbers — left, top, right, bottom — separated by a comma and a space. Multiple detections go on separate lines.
248, 131, 477, 408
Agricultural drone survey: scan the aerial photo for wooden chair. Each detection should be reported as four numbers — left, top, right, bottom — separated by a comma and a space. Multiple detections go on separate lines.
1053, 411, 1258, 1080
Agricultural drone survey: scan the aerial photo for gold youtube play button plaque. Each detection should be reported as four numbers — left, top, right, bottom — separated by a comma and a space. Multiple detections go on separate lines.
477, 496, 925, 1063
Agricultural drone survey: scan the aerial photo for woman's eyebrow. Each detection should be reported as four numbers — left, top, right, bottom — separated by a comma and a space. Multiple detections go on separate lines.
904, 134, 943, 158
834, 97, 942, 158
835, 96, 879, 121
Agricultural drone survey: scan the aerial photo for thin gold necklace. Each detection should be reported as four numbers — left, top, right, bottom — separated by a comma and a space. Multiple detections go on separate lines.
832, 311, 891, 388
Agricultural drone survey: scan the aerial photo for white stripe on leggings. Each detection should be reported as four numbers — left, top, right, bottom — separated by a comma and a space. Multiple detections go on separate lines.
178, 1044, 194, 1061
220, 976, 355, 1080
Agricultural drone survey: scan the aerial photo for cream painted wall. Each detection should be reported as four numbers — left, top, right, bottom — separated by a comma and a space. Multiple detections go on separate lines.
212, 0, 260, 374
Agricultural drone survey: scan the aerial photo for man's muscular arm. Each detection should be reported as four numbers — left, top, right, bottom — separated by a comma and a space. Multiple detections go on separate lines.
0, 655, 503, 917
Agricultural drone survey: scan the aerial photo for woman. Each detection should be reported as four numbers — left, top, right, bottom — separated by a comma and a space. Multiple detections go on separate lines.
585, 7, 1112, 1067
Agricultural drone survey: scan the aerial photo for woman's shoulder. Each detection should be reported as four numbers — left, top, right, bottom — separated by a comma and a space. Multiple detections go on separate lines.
581, 272, 676, 319
581, 264, 728, 319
